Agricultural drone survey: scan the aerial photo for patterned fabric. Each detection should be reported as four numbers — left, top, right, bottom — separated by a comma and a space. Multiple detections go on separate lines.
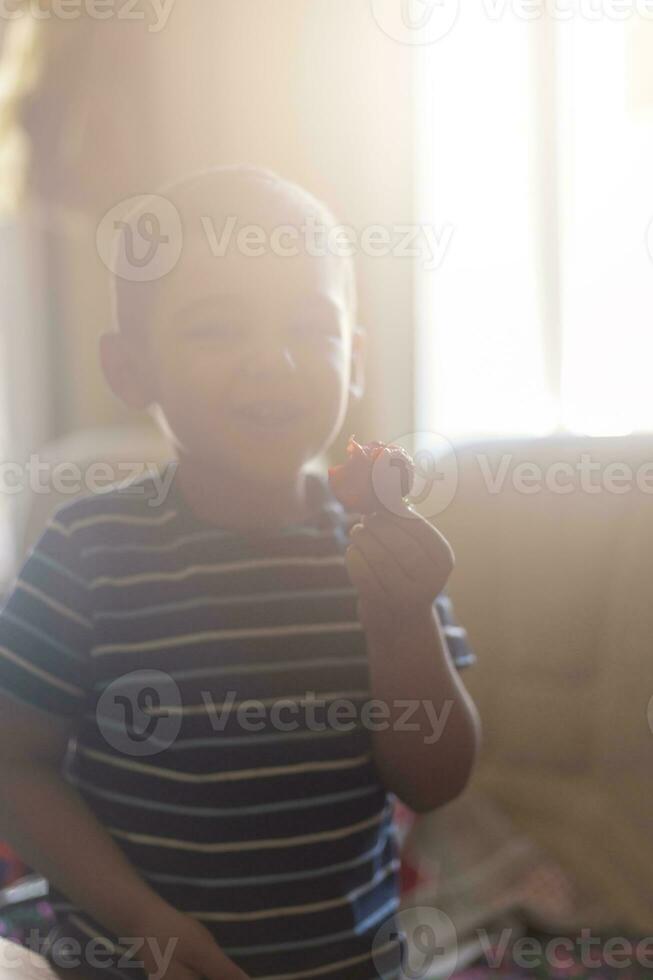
0, 460, 475, 980
457, 926, 653, 980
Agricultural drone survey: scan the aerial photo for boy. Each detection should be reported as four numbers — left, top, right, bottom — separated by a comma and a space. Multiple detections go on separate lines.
0, 166, 479, 980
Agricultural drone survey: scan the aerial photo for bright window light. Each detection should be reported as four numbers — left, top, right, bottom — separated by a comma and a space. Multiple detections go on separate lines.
416, 2, 653, 440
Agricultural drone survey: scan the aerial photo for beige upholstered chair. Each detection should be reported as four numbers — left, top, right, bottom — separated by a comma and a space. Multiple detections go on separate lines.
434, 435, 653, 932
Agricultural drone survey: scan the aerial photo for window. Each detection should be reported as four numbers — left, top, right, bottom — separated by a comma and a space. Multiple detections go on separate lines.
415, 2, 653, 439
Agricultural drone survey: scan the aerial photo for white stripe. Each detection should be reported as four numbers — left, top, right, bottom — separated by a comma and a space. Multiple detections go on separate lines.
136, 829, 398, 888
107, 806, 388, 853
92, 621, 361, 657
67, 772, 379, 817
95, 654, 365, 686
93, 587, 356, 621
89, 554, 345, 589
82, 527, 335, 556
48, 519, 71, 538
66, 510, 177, 533
224, 896, 399, 958
0, 645, 84, 697
442, 625, 467, 639
15, 579, 92, 629
84, 714, 356, 748
256, 939, 399, 980
191, 859, 400, 921
78, 745, 372, 782
146, 688, 370, 716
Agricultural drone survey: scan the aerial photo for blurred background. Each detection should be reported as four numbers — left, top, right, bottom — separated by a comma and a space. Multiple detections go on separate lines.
0, 0, 652, 973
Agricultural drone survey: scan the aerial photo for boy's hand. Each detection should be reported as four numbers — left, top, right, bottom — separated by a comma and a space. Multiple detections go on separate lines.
131, 902, 249, 980
345, 505, 454, 632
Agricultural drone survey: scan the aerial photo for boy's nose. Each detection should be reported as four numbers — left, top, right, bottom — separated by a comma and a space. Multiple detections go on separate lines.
241, 342, 297, 378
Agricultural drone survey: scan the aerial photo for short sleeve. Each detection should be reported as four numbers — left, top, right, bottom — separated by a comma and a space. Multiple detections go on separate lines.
434, 592, 476, 670
0, 508, 93, 719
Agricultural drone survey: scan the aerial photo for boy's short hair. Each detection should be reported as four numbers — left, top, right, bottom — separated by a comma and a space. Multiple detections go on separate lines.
108, 164, 358, 339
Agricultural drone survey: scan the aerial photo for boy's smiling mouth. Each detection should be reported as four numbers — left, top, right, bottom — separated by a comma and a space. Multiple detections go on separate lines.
233, 400, 304, 429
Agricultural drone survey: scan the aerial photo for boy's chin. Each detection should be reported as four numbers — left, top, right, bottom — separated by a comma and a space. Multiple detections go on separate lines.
202, 443, 312, 485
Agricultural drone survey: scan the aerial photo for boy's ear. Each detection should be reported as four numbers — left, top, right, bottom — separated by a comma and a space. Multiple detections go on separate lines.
99, 331, 155, 411
349, 324, 366, 402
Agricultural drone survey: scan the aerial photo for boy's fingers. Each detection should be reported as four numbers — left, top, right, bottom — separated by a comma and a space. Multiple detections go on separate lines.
349, 529, 427, 606
366, 510, 455, 573
345, 543, 389, 603
352, 530, 403, 598
356, 519, 432, 584
349, 526, 411, 596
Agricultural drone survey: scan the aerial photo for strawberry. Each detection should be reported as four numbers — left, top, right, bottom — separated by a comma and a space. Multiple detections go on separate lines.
327, 435, 415, 514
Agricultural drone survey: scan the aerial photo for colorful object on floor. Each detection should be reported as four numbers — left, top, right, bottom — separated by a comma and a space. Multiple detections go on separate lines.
0, 843, 26, 889
328, 434, 415, 514
0, 899, 56, 946
393, 799, 437, 896
454, 926, 652, 980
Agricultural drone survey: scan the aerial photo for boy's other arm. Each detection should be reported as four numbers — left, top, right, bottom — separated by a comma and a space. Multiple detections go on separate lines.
0, 692, 169, 938
0, 693, 249, 980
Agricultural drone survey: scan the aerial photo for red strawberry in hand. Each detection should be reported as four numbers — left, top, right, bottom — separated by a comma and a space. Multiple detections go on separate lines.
328, 435, 415, 514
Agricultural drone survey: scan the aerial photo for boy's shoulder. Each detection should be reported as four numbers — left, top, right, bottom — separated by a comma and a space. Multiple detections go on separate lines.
47, 461, 358, 542
48, 461, 177, 541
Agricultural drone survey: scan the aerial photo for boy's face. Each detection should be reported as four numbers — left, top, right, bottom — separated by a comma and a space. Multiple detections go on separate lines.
130, 209, 363, 485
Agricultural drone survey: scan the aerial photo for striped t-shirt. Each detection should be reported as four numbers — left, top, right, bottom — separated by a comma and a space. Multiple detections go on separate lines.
0, 459, 475, 980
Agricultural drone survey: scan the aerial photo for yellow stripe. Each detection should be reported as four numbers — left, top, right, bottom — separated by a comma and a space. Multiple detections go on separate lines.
108, 807, 387, 853
147, 689, 369, 716
191, 861, 400, 921
93, 621, 361, 656
82, 526, 334, 556
257, 939, 399, 980
66, 510, 177, 534
0, 645, 84, 697
16, 580, 92, 629
78, 745, 371, 782
90, 554, 345, 589
48, 519, 71, 538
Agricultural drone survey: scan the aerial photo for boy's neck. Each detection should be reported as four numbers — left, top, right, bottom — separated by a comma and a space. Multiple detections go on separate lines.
173, 454, 313, 532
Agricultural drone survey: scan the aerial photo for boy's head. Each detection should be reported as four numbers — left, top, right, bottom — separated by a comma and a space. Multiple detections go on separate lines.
100, 165, 365, 485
